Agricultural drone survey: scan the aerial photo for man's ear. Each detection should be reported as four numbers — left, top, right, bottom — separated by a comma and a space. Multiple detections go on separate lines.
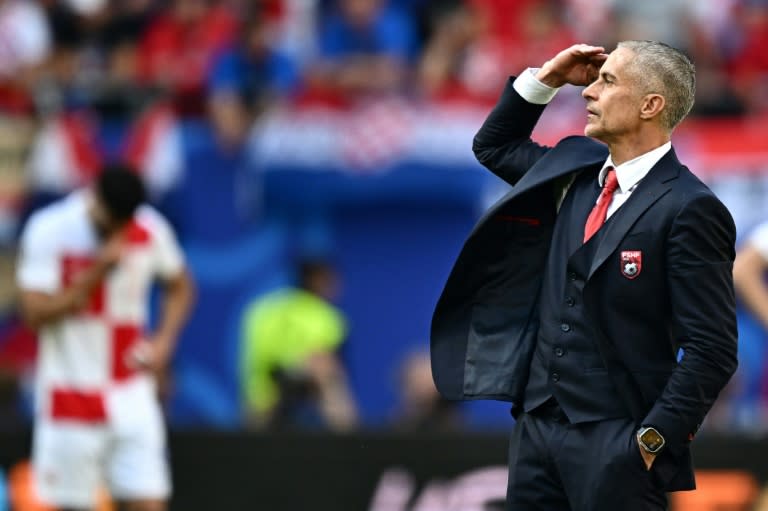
640, 94, 665, 121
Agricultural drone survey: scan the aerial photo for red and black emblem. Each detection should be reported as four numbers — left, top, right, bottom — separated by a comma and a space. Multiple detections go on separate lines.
620, 250, 642, 279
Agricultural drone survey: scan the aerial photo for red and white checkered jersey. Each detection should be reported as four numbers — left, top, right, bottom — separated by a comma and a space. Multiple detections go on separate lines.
16, 191, 184, 423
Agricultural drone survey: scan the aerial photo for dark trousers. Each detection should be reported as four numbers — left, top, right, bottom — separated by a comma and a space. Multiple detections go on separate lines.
507, 404, 668, 511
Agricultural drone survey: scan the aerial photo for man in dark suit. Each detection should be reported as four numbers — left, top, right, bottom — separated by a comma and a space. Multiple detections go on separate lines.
431, 41, 738, 510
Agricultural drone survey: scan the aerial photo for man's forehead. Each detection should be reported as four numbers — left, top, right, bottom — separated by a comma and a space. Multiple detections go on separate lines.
601, 47, 633, 75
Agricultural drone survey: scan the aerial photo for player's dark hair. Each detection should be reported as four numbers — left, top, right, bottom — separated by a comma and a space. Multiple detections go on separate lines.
298, 259, 334, 290
95, 163, 146, 222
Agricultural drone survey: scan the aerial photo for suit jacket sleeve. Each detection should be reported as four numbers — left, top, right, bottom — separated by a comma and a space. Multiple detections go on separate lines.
643, 193, 738, 456
472, 78, 552, 185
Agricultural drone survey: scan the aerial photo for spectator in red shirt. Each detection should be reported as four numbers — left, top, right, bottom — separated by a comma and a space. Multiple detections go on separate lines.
418, 0, 574, 102
727, 1, 768, 114
138, 0, 238, 115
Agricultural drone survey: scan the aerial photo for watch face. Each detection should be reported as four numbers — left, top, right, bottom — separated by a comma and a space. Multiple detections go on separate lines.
641, 429, 664, 451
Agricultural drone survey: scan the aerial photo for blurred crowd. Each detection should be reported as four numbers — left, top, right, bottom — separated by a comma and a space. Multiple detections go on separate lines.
0, 0, 766, 126
0, 0, 764, 229
0, 0, 765, 229
0, 0, 768, 435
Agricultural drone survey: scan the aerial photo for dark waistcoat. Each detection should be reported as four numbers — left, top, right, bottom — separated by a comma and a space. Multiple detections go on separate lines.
523, 170, 628, 422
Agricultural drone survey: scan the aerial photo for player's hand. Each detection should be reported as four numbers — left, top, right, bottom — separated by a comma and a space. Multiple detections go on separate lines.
127, 339, 171, 373
97, 233, 125, 271
66, 286, 91, 313
535, 44, 608, 88
64, 232, 125, 314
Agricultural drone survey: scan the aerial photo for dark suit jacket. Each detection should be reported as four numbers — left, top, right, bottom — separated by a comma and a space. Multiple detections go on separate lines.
431, 79, 738, 490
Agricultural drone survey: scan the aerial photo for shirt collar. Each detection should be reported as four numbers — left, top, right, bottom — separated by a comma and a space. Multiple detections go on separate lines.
598, 141, 672, 192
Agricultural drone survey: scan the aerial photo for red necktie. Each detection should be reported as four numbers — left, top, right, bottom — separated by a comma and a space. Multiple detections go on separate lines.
584, 168, 619, 243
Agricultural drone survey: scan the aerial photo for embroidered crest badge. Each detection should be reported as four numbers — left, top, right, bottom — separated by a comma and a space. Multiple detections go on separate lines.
620, 250, 642, 279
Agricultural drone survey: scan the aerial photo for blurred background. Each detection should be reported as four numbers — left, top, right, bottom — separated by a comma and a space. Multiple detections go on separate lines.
0, 0, 768, 509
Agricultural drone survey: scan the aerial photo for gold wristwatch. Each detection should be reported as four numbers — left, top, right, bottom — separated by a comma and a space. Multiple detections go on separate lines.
637, 426, 665, 454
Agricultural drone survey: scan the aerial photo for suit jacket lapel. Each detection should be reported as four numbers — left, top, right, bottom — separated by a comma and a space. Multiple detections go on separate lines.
587, 148, 682, 279
511, 137, 607, 198
470, 138, 608, 237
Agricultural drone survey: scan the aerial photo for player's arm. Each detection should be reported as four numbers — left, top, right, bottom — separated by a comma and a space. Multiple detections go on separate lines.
643, 194, 738, 458
733, 242, 768, 331
20, 270, 105, 329
141, 268, 195, 370
471, 77, 551, 186
473, 44, 607, 186
306, 351, 358, 432
18, 227, 122, 329
128, 213, 195, 373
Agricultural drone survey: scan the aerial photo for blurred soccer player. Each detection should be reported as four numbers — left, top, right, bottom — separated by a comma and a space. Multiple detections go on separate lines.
16, 164, 194, 511
734, 220, 768, 330
240, 259, 358, 432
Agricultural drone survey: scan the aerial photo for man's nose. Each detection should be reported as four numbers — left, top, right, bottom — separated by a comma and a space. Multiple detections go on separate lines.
582, 83, 596, 100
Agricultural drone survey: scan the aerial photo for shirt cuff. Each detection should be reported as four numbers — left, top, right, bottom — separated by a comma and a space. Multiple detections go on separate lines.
513, 68, 560, 105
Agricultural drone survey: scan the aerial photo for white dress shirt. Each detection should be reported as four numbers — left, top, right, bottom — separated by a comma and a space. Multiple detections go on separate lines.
513, 69, 672, 218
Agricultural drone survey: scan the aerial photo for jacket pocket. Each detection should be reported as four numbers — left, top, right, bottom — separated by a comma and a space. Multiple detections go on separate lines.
463, 303, 537, 400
